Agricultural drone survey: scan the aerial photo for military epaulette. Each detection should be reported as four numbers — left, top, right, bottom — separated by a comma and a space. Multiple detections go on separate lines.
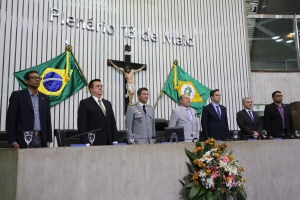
147, 104, 153, 107
129, 102, 137, 106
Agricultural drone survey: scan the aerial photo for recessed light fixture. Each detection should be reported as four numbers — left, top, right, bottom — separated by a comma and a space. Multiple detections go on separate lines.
286, 40, 294, 43
276, 39, 283, 42
272, 36, 280, 39
290, 33, 295, 35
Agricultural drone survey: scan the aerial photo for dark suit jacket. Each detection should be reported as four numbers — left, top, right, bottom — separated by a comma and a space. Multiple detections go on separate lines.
264, 102, 295, 138
236, 109, 262, 140
6, 89, 52, 148
77, 96, 118, 145
201, 103, 229, 140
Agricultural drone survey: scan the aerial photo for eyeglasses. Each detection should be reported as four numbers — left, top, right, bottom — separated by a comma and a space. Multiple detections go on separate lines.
28, 76, 42, 80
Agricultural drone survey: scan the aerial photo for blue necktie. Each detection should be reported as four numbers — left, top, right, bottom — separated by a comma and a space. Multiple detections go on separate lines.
248, 111, 254, 122
185, 108, 192, 122
216, 106, 221, 120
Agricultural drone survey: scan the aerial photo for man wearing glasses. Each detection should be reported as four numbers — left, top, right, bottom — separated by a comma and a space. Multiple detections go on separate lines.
6, 70, 52, 148
264, 91, 295, 139
77, 79, 118, 145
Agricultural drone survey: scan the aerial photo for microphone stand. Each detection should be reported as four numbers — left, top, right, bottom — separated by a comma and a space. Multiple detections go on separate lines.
64, 128, 103, 147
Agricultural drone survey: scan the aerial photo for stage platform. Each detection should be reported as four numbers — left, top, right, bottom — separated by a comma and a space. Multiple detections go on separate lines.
1, 140, 300, 200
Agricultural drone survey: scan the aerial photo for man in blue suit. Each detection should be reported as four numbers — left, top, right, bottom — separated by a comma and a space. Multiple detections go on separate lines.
201, 89, 229, 140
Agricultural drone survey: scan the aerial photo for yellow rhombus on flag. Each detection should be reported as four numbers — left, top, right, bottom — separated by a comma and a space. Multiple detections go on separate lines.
163, 61, 211, 116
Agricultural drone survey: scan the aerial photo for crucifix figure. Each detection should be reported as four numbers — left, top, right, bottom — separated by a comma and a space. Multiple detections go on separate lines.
109, 60, 145, 105
107, 44, 147, 106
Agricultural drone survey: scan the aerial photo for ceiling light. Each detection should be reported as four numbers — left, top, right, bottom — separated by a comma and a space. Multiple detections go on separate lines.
286, 40, 294, 43
272, 36, 280, 39
275, 39, 283, 42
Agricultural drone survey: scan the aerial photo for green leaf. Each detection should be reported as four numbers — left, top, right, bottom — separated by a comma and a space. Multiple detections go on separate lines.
184, 182, 195, 188
184, 148, 198, 163
199, 194, 206, 200
196, 140, 202, 147
236, 188, 247, 200
189, 184, 201, 199
199, 186, 207, 196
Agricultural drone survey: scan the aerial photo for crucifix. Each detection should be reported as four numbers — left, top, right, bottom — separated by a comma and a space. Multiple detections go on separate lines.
107, 44, 147, 110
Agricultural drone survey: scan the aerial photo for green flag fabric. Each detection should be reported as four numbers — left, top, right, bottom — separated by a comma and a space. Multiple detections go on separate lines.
14, 50, 87, 106
163, 63, 211, 116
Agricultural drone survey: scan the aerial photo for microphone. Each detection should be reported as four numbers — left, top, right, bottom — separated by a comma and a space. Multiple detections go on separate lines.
64, 128, 103, 146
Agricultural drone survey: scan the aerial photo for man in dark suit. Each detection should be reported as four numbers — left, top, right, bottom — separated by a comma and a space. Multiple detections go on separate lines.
201, 89, 229, 140
236, 98, 262, 140
6, 70, 52, 148
264, 91, 295, 139
77, 79, 118, 145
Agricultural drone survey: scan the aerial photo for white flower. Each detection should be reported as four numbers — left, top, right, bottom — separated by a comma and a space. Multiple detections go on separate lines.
219, 160, 227, 168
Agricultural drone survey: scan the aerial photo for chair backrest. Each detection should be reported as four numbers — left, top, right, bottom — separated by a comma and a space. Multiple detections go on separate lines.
54, 129, 80, 147
118, 130, 128, 143
0, 131, 11, 148
155, 118, 169, 143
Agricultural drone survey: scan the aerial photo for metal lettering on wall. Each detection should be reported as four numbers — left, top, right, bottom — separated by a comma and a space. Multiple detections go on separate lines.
50, 8, 194, 46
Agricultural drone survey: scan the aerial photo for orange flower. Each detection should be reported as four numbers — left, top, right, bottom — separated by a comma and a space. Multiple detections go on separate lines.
221, 189, 225, 193
225, 177, 231, 182
228, 155, 234, 160
214, 153, 219, 158
194, 180, 199, 185
243, 178, 246, 183
194, 146, 204, 153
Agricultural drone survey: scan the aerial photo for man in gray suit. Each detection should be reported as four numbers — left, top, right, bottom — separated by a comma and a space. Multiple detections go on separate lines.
168, 94, 199, 142
125, 87, 156, 144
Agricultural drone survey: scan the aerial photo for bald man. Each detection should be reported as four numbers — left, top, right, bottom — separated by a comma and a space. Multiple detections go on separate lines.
168, 94, 199, 142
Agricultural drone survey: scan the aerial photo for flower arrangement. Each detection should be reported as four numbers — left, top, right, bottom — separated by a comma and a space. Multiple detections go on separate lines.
180, 138, 247, 200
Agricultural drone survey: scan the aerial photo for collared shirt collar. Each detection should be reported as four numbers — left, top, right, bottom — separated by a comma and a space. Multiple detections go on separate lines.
138, 101, 146, 107
92, 95, 102, 102
28, 88, 39, 96
244, 108, 252, 112
212, 102, 219, 107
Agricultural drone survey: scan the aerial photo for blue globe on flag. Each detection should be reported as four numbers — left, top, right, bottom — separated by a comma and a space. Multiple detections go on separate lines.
43, 72, 63, 92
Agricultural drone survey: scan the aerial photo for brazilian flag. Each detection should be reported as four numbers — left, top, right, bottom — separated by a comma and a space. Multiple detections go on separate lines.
163, 61, 211, 116
14, 46, 88, 106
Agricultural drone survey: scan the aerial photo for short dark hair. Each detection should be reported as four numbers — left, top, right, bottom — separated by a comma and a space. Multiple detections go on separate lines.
210, 89, 220, 97
137, 87, 148, 96
24, 70, 39, 80
88, 79, 101, 89
272, 91, 281, 97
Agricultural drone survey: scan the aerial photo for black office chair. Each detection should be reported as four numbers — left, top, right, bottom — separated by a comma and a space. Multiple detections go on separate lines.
54, 129, 80, 147
118, 130, 128, 143
0, 131, 11, 148
229, 130, 240, 141
199, 131, 205, 142
155, 118, 169, 143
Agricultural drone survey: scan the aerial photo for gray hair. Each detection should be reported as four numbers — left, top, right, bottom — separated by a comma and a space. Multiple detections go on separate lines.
242, 97, 251, 104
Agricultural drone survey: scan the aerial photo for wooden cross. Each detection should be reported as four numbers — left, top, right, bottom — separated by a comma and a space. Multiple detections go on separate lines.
107, 44, 147, 113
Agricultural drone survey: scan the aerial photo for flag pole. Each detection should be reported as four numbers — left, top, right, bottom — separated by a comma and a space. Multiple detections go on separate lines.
153, 60, 178, 109
65, 45, 89, 91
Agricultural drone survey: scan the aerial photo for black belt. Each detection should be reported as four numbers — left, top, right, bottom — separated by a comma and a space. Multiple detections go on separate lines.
33, 131, 42, 136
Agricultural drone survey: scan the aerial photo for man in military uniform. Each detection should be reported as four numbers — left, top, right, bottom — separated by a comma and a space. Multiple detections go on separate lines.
125, 87, 156, 144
